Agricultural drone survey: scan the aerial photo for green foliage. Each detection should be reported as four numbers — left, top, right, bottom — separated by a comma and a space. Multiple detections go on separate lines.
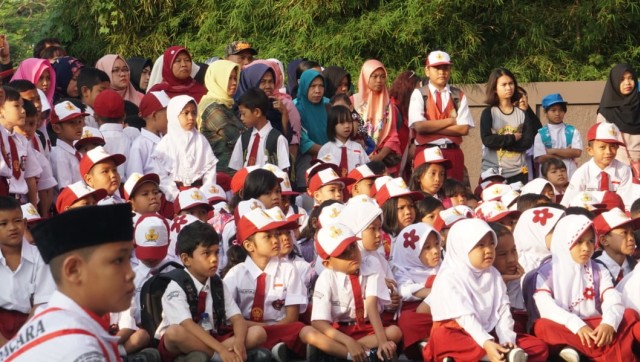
36, 0, 640, 85
0, 0, 49, 62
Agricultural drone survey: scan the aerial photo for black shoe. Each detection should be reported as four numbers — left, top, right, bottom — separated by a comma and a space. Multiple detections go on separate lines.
122, 348, 161, 362
174, 351, 209, 362
307, 344, 340, 362
368, 348, 399, 362
247, 347, 272, 362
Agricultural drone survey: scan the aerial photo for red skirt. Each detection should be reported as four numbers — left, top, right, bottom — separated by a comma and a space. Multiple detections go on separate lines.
0, 308, 29, 339
423, 320, 548, 362
397, 301, 433, 348
334, 322, 376, 341
263, 322, 306, 358
533, 308, 640, 361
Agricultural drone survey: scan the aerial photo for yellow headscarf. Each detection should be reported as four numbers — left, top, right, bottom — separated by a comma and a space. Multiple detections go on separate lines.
197, 60, 240, 128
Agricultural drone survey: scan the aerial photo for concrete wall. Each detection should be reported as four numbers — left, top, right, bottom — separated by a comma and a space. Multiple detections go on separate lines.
457, 81, 606, 188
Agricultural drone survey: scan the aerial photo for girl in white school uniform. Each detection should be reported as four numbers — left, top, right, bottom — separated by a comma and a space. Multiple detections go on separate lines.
424, 218, 549, 362
317, 105, 369, 177
532, 214, 640, 361
151, 95, 218, 202
512, 206, 565, 276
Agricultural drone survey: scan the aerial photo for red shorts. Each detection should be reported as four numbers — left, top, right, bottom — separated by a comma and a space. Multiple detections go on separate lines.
334, 322, 376, 341
0, 308, 29, 339
157, 329, 233, 362
263, 322, 306, 357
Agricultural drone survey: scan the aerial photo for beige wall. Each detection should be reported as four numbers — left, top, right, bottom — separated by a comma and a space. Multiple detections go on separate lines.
457, 81, 606, 188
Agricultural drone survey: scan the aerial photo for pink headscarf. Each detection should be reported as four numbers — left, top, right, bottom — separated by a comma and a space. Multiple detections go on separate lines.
11, 58, 56, 105
95, 54, 144, 106
355, 59, 389, 129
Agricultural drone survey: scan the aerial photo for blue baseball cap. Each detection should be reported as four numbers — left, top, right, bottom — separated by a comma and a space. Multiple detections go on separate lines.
541, 93, 567, 110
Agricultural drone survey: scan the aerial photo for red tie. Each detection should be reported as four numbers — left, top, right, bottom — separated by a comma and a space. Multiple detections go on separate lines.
599, 171, 610, 191
250, 273, 266, 322
31, 137, 40, 152
339, 146, 348, 177
8, 136, 20, 179
435, 90, 443, 113
616, 269, 624, 284
195, 291, 207, 323
348, 274, 365, 326
75, 151, 82, 162
247, 133, 261, 166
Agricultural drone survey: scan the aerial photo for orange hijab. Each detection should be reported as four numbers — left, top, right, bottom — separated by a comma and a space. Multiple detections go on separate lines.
355, 59, 389, 131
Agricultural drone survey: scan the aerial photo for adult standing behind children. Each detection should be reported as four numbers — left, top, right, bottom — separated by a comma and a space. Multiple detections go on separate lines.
147, 46, 207, 103
95, 54, 143, 106
408, 51, 474, 182
597, 64, 640, 166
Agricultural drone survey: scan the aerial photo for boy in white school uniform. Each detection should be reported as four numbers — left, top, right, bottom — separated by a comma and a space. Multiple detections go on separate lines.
593, 208, 640, 286
80, 146, 126, 204
48, 99, 87, 190
94, 89, 131, 180
127, 91, 170, 176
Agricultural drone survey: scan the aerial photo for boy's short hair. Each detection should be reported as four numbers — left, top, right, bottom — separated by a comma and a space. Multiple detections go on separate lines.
2, 86, 21, 102
33, 37, 62, 58
22, 100, 37, 118
176, 221, 219, 257
631, 198, 640, 215
237, 88, 270, 116
8, 80, 36, 92
0, 196, 21, 212
540, 157, 566, 178
77, 67, 109, 95
517, 193, 550, 213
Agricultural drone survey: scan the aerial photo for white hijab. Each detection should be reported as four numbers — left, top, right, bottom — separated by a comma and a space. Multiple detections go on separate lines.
519, 177, 556, 196
513, 206, 565, 275
548, 215, 599, 313
427, 219, 507, 332
391, 223, 441, 285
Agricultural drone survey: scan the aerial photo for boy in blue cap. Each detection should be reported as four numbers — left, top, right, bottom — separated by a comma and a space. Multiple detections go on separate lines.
533, 93, 583, 178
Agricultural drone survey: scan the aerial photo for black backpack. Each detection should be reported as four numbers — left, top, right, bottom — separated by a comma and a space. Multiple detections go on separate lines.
240, 127, 296, 182
419, 85, 462, 113
139, 263, 226, 346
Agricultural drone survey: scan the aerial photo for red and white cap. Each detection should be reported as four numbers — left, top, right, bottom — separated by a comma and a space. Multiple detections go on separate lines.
134, 213, 170, 261
567, 191, 625, 213
374, 177, 424, 206
168, 214, 201, 258
315, 223, 360, 260
139, 91, 170, 118
501, 189, 521, 209
586, 122, 624, 146
236, 208, 298, 243
173, 188, 212, 214
520, 178, 555, 196
475, 200, 521, 223
123, 172, 160, 201
51, 100, 88, 124
230, 166, 261, 194
308, 166, 355, 194
199, 183, 227, 204
55, 181, 108, 213
340, 195, 382, 236
480, 168, 506, 183
74, 127, 106, 151
346, 164, 378, 192
21, 203, 43, 224
593, 207, 640, 236
264, 206, 301, 225
318, 203, 345, 228
79, 146, 126, 177
260, 163, 298, 196
482, 183, 512, 202
413, 146, 452, 169
426, 50, 451, 67
433, 205, 475, 232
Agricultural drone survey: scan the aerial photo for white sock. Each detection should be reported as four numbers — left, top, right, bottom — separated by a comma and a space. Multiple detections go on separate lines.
211, 352, 221, 362
346, 352, 354, 361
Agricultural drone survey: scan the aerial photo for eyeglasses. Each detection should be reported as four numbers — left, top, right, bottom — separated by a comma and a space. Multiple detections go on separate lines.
112, 67, 130, 74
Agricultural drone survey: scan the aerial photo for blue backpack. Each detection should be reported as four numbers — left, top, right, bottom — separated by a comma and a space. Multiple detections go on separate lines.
538, 124, 575, 148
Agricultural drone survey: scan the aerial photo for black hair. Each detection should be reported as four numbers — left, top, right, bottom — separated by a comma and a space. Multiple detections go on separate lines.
33, 38, 62, 58
540, 157, 567, 179
237, 87, 270, 116
220, 244, 247, 278
485, 68, 519, 106
299, 199, 340, 241
125, 115, 146, 130
2, 86, 21, 102
415, 196, 443, 221
517, 193, 550, 213
56, 97, 86, 111
176, 221, 219, 257
489, 222, 512, 239
564, 207, 595, 220
40, 46, 67, 60
242, 169, 280, 201
381, 197, 415, 236
296, 60, 321, 81
366, 160, 386, 175
194, 63, 208, 85
22, 100, 37, 118
77, 67, 109, 98
329, 93, 352, 107
631, 198, 640, 216
326, 105, 352, 142
544, 102, 567, 113
443, 179, 467, 198
8, 80, 36, 92
0, 196, 21, 212
409, 162, 447, 196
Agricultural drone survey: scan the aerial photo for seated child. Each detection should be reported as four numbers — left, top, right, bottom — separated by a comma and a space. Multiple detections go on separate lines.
409, 146, 452, 198
123, 172, 162, 216
415, 196, 443, 227
77, 66, 110, 128
307, 162, 355, 205
475, 200, 521, 231
74, 126, 105, 155
541, 157, 569, 202
424, 218, 548, 362
0, 197, 55, 345
173, 188, 213, 223
55, 180, 108, 213
346, 164, 378, 197
432, 205, 475, 254
311, 223, 402, 361
513, 205, 565, 275
48, 99, 88, 189
79, 146, 126, 204
593, 208, 640, 285
532, 215, 640, 361
516, 193, 552, 213
440, 178, 468, 208
317, 105, 369, 177
519, 177, 556, 202
127, 90, 170, 176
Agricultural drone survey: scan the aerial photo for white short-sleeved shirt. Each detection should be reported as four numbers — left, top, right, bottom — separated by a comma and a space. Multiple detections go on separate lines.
0, 291, 121, 362
408, 84, 475, 144
33, 148, 57, 191
596, 251, 632, 282
6, 132, 43, 195
317, 140, 370, 174
126, 129, 161, 176
49, 140, 81, 190
532, 123, 583, 178
0, 241, 55, 313
83, 105, 99, 129
229, 123, 290, 170
223, 257, 307, 322
133, 258, 177, 324
311, 258, 390, 323
99, 123, 131, 180
561, 158, 635, 210
155, 269, 241, 339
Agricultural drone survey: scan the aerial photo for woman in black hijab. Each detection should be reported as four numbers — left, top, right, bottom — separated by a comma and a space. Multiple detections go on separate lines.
127, 57, 152, 93
598, 63, 640, 164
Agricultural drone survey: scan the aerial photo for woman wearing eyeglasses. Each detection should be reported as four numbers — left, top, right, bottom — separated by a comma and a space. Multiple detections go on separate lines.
95, 54, 144, 106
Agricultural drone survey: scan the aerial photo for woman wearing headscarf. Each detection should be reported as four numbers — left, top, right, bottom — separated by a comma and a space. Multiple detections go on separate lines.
322, 66, 352, 99
597, 64, 640, 166
147, 46, 207, 103
51, 56, 84, 103
95, 54, 144, 106
197, 60, 244, 177
126, 57, 152, 93
352, 60, 402, 175
11, 58, 56, 105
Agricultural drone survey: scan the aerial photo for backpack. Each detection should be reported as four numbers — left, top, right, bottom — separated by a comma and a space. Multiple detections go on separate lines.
419, 85, 462, 113
522, 256, 600, 333
139, 263, 226, 346
538, 124, 575, 149
240, 128, 295, 182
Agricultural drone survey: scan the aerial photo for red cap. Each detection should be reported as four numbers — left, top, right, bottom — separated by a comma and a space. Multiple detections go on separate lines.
314, 223, 360, 260
413, 147, 452, 169
79, 146, 126, 177
123, 173, 160, 201
586, 123, 625, 146
173, 188, 213, 214
236, 208, 297, 243
374, 177, 424, 206
139, 91, 170, 118
307, 167, 355, 194
134, 213, 170, 261
55, 181, 108, 213
475, 200, 521, 222
230, 166, 261, 194
593, 207, 640, 238
74, 127, 105, 151
93, 89, 125, 119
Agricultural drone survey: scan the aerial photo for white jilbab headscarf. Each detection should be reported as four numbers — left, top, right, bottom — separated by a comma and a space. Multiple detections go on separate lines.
513, 206, 565, 275
391, 222, 441, 285
427, 219, 507, 332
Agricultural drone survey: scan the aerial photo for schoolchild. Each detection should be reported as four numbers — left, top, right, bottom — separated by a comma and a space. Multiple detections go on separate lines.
541, 157, 569, 202
127, 90, 170, 176
346, 163, 378, 197
593, 208, 640, 285
306, 162, 355, 206
440, 178, 468, 208
409, 146, 452, 198
77, 67, 110, 128
512, 205, 565, 275
80, 146, 126, 204
415, 196, 443, 227
55, 180, 107, 213
48, 99, 86, 189
123, 172, 162, 216
519, 177, 556, 202
93, 89, 130, 179
173, 188, 213, 223
317, 105, 369, 177
376, 176, 424, 239
475, 200, 521, 232
74, 126, 106, 155
432, 204, 474, 252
